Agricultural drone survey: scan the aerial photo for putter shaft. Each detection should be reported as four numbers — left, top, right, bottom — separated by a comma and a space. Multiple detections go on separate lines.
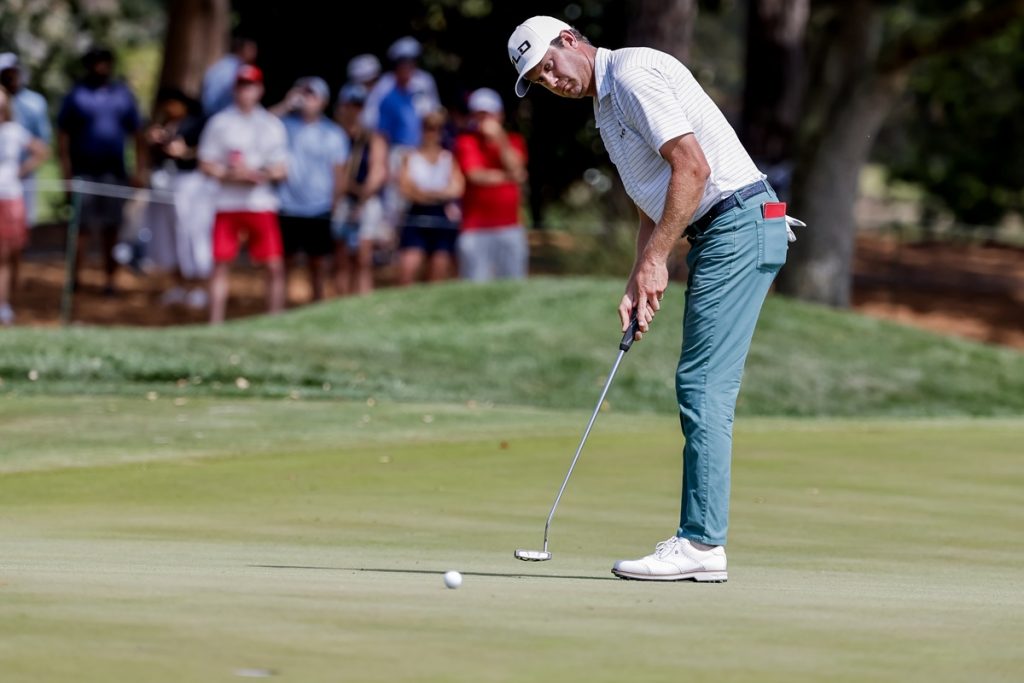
540, 347, 627, 553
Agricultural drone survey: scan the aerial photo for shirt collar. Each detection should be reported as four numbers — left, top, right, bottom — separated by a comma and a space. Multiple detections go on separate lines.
593, 47, 613, 124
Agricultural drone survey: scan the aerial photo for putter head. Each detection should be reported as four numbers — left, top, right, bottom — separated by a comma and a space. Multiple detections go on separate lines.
514, 549, 552, 562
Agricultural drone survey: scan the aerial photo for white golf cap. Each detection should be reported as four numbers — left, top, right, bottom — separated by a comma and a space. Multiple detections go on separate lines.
388, 36, 422, 62
294, 76, 329, 101
507, 15, 572, 98
347, 54, 381, 84
467, 87, 503, 114
0, 52, 18, 73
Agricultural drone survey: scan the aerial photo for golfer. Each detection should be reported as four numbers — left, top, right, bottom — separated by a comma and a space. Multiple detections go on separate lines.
509, 16, 791, 581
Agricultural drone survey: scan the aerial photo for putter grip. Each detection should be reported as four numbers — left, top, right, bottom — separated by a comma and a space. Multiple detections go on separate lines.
619, 311, 641, 352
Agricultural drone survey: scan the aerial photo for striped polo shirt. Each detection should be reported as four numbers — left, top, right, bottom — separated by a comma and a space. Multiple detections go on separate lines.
593, 47, 764, 225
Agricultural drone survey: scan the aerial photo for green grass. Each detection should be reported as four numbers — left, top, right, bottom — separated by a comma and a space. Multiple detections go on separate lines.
2, 278, 1023, 416
1, 395, 1021, 682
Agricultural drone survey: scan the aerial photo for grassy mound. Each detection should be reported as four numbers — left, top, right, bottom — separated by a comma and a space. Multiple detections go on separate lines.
1, 277, 1022, 416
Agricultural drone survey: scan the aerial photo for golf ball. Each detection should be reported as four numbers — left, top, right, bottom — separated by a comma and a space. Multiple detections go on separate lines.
443, 570, 462, 589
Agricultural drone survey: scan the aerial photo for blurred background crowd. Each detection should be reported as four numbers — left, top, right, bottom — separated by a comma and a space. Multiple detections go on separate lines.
0, 29, 531, 326
0, 0, 1021, 341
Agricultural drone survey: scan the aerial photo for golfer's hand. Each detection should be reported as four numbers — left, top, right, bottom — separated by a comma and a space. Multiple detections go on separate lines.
633, 258, 667, 335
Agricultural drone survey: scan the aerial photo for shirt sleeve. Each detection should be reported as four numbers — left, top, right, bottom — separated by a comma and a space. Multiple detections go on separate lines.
31, 94, 53, 143
266, 118, 289, 166
453, 134, 486, 173
197, 116, 222, 163
616, 67, 694, 153
509, 133, 528, 164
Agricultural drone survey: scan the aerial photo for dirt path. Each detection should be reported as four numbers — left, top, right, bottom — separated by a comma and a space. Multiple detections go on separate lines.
7, 231, 1024, 350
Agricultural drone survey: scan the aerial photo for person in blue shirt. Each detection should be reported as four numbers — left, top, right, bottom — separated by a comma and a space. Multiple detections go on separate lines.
270, 76, 348, 302
0, 52, 52, 227
57, 46, 144, 295
201, 34, 258, 118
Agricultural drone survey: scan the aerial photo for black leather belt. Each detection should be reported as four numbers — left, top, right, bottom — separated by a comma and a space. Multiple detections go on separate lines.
685, 180, 771, 238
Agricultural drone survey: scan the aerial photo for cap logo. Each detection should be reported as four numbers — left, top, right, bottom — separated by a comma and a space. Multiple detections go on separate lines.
512, 40, 532, 64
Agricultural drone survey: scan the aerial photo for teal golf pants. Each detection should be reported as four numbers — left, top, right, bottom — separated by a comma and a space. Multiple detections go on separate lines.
676, 185, 788, 546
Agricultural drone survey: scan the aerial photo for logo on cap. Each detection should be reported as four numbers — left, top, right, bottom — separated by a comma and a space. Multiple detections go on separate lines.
512, 40, 532, 64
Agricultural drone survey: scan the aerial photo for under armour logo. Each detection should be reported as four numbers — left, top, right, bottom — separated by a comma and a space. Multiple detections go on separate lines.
512, 40, 531, 64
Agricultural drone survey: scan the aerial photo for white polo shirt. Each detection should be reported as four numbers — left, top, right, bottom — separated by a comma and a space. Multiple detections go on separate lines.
198, 105, 289, 212
593, 47, 764, 225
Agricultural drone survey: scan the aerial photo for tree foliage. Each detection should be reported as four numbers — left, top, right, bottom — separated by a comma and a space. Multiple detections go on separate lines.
0, 0, 163, 107
875, 19, 1024, 227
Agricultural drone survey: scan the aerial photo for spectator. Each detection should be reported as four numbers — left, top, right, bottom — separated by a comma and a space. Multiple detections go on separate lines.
0, 52, 52, 227
332, 83, 388, 296
201, 34, 258, 118
346, 53, 381, 94
57, 46, 144, 296
143, 87, 214, 310
396, 109, 464, 286
453, 88, 529, 281
269, 76, 348, 303
198, 65, 288, 324
363, 37, 438, 132
375, 38, 441, 253
0, 85, 49, 326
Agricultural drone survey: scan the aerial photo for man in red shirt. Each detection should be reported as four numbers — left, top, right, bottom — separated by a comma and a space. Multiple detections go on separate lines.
453, 88, 528, 281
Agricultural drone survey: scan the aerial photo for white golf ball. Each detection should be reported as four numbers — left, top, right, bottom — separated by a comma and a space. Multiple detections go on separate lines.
443, 570, 462, 589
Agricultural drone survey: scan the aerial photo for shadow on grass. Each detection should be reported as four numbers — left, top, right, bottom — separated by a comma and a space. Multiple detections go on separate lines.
250, 564, 619, 582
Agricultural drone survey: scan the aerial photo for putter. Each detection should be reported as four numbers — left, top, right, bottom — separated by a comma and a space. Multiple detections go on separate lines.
515, 311, 642, 562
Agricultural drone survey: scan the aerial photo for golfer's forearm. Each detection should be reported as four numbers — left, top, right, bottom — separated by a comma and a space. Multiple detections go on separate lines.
644, 170, 702, 263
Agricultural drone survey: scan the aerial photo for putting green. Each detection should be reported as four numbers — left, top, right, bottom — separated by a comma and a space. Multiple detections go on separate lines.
1, 396, 1021, 682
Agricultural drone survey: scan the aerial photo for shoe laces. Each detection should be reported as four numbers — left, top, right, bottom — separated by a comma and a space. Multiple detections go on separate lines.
654, 536, 682, 558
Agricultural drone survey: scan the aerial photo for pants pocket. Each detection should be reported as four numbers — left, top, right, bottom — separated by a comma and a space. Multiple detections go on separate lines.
756, 217, 789, 270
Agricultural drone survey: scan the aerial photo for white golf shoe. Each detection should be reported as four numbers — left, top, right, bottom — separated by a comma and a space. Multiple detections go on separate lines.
612, 536, 728, 582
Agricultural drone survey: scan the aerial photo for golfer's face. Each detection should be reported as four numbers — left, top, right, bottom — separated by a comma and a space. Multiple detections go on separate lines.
526, 47, 585, 99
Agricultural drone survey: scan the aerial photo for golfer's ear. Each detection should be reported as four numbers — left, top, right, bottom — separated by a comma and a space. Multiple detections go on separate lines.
558, 30, 576, 48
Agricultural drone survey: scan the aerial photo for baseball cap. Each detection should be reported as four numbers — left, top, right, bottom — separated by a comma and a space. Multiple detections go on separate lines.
0, 52, 18, 73
235, 64, 263, 84
338, 83, 368, 105
347, 54, 381, 84
295, 75, 329, 101
467, 87, 504, 115
508, 16, 572, 97
388, 36, 421, 62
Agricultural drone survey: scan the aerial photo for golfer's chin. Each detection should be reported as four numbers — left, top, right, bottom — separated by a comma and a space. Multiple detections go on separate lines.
554, 83, 584, 99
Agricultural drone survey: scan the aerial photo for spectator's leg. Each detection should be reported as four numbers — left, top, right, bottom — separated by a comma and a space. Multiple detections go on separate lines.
356, 239, 374, 295
73, 230, 89, 291
209, 261, 231, 324
494, 226, 529, 280
333, 241, 352, 296
308, 255, 326, 301
0, 244, 12, 310
266, 257, 286, 314
101, 223, 118, 295
457, 232, 488, 282
428, 250, 453, 282
10, 249, 19, 298
398, 248, 424, 286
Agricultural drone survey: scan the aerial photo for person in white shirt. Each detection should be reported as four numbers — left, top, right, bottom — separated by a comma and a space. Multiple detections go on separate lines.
509, 16, 792, 582
0, 85, 48, 325
198, 65, 288, 324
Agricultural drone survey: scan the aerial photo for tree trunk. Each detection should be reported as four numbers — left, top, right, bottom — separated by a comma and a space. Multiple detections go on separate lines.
740, 0, 809, 185
778, 70, 905, 306
157, 0, 230, 100
625, 0, 698, 62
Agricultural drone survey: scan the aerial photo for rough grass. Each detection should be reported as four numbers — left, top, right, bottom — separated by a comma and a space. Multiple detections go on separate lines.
2, 278, 1023, 416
